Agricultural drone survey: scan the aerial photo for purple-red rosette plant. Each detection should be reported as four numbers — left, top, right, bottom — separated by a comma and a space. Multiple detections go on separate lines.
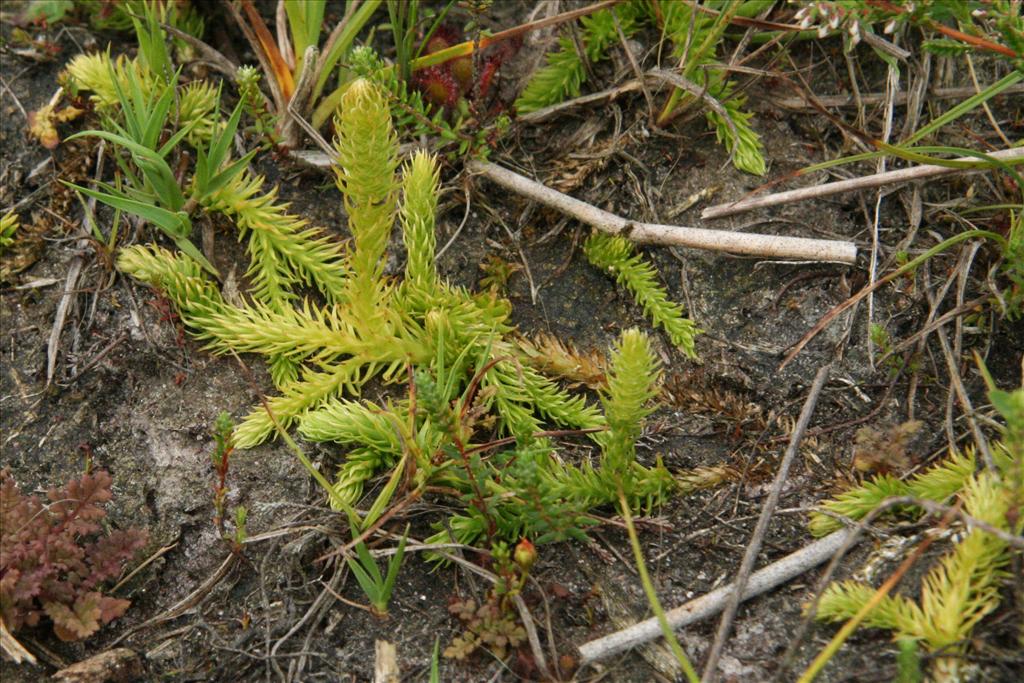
0, 468, 147, 641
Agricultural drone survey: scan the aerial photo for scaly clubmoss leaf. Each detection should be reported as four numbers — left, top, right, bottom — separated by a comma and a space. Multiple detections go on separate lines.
808, 474, 910, 537
400, 150, 440, 290
333, 78, 400, 323
584, 233, 700, 357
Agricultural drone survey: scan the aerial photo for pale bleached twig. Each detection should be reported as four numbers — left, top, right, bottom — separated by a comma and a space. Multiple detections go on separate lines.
771, 84, 1024, 111
373, 640, 399, 683
701, 146, 1024, 220
48, 140, 103, 385
936, 324, 995, 472
47, 259, 83, 385
1, 617, 36, 665
467, 160, 857, 264
576, 528, 855, 667
279, 46, 320, 149
701, 364, 831, 682
160, 22, 238, 80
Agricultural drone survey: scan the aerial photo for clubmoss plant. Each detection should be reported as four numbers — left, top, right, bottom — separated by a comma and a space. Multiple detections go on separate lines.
101, 71, 717, 555
584, 232, 700, 358
653, 0, 766, 175
809, 448, 994, 537
810, 378, 1023, 681
815, 466, 1014, 681
116, 78, 602, 497
515, 2, 644, 113
62, 52, 156, 112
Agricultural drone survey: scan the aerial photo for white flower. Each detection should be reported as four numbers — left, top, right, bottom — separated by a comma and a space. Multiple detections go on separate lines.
849, 21, 861, 46
884, 19, 897, 34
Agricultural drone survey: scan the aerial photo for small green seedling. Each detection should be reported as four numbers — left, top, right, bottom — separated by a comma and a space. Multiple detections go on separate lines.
0, 211, 19, 255
429, 636, 441, 682
345, 521, 408, 617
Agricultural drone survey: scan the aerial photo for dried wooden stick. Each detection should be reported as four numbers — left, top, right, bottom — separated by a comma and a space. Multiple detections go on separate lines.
373, 640, 399, 683
467, 160, 857, 264
48, 259, 83, 385
936, 325, 995, 472
701, 364, 831, 682
518, 78, 650, 123
577, 528, 855, 667
770, 83, 1024, 110
702, 146, 1024, 220
49, 141, 105, 385
160, 22, 238, 79
1, 617, 36, 665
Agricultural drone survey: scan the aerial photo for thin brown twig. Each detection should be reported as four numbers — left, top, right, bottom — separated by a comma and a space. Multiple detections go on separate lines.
59, 332, 129, 387
109, 553, 238, 647
0, 74, 28, 121
769, 83, 1024, 110
935, 324, 995, 472
612, 12, 654, 125
778, 230, 1001, 370
110, 541, 177, 594
468, 0, 625, 57
702, 147, 1024, 220
273, 564, 350, 669
701, 364, 831, 682
313, 490, 422, 563
879, 294, 989, 366
517, 78, 654, 123
160, 22, 238, 79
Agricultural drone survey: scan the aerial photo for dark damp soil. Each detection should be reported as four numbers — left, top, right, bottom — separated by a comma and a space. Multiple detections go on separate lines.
2, 2, 1022, 682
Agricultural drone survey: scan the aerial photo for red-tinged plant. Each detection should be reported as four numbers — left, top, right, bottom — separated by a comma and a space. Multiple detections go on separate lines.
414, 24, 520, 110
0, 468, 148, 641
415, 65, 461, 109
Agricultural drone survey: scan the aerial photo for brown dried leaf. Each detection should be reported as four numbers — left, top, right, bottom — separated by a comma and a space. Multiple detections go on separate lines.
852, 420, 923, 475
27, 103, 83, 149
517, 333, 607, 389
